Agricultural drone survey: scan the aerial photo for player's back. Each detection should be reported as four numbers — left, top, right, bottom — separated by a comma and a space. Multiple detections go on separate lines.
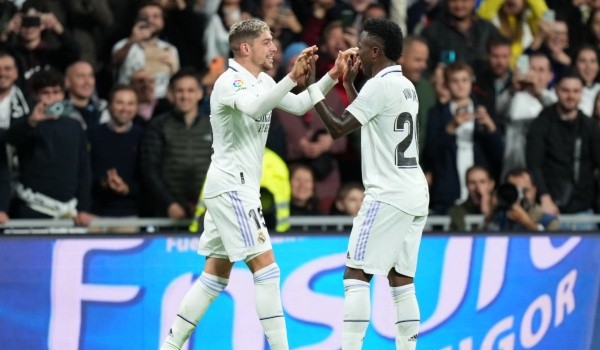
347, 66, 429, 216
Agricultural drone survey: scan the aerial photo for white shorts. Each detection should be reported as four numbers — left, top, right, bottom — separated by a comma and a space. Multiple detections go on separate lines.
346, 201, 426, 277
197, 191, 272, 262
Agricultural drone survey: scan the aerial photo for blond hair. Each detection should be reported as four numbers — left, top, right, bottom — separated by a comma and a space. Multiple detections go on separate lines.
229, 18, 270, 55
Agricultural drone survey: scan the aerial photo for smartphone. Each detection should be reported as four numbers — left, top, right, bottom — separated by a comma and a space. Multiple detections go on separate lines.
21, 16, 41, 28
543, 9, 555, 22
440, 50, 456, 65
455, 105, 469, 115
341, 9, 354, 29
45, 101, 72, 118
516, 54, 529, 75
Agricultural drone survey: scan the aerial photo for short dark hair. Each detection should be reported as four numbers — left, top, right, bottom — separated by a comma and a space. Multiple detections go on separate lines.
487, 36, 512, 53
168, 67, 203, 90
29, 68, 64, 93
362, 18, 403, 62
0, 50, 17, 65
556, 68, 585, 86
503, 167, 531, 182
465, 165, 491, 182
444, 61, 474, 82
108, 84, 137, 104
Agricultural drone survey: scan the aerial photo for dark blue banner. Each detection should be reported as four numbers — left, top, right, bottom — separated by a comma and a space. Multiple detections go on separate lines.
0, 234, 598, 349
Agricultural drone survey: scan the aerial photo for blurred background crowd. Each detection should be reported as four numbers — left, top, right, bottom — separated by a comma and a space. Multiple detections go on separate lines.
1, 0, 600, 232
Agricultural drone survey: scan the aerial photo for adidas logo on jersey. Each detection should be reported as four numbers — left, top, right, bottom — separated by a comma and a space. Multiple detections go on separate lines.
408, 333, 418, 342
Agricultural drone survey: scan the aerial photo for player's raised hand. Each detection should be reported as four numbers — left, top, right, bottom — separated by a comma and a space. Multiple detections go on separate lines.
288, 45, 317, 82
343, 52, 361, 87
329, 47, 358, 80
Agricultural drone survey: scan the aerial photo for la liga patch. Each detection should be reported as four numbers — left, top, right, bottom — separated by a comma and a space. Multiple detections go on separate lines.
233, 79, 246, 91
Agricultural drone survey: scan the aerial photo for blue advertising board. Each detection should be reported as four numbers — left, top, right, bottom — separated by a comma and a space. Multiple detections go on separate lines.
1, 233, 599, 350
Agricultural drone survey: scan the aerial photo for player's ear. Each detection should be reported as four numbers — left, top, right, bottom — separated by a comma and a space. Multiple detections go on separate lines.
240, 42, 250, 56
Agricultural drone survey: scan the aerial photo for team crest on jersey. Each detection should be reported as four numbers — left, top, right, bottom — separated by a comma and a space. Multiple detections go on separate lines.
233, 79, 246, 91
258, 230, 266, 244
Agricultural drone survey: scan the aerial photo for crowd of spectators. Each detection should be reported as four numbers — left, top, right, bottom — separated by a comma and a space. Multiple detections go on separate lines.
1, 0, 600, 232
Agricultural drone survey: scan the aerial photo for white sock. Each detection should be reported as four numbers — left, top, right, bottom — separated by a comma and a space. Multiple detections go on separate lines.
253, 263, 289, 350
342, 279, 371, 350
391, 284, 420, 350
161, 272, 228, 350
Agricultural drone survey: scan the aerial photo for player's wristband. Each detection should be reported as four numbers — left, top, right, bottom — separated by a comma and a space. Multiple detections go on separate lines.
307, 85, 325, 105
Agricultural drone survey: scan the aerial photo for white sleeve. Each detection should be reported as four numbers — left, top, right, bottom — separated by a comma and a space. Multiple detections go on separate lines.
232, 75, 297, 120
346, 79, 385, 125
276, 73, 339, 115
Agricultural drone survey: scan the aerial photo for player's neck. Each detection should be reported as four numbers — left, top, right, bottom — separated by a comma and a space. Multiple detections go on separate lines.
234, 57, 262, 78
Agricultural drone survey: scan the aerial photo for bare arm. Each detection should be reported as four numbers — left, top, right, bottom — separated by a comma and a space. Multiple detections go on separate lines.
311, 94, 362, 139
342, 54, 361, 103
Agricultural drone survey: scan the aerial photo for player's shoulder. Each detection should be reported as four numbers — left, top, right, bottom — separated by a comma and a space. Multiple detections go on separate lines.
214, 68, 250, 94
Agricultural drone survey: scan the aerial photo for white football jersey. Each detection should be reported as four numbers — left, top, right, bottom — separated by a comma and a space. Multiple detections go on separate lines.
346, 65, 429, 215
203, 60, 280, 198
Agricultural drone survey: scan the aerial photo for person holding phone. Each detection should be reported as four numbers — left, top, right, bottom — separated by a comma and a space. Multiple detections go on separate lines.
6, 68, 92, 226
0, 2, 80, 82
111, 2, 179, 98
423, 61, 504, 215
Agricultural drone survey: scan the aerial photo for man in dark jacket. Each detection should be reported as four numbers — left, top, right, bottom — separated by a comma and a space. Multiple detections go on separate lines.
421, 0, 502, 74
7, 68, 92, 226
141, 68, 212, 218
526, 70, 600, 230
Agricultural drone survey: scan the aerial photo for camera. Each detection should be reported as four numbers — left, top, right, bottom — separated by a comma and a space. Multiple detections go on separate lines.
495, 183, 524, 210
45, 101, 73, 118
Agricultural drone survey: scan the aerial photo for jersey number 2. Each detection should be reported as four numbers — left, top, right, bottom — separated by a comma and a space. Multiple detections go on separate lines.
394, 112, 417, 168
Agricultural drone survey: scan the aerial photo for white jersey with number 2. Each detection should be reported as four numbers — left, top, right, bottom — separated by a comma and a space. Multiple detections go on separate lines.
346, 65, 429, 216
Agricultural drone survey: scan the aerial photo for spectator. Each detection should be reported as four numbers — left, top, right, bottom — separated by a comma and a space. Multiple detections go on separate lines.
526, 70, 600, 230
421, 0, 502, 74
398, 35, 436, 154
141, 68, 211, 218
111, 1, 179, 98
0, 51, 29, 223
329, 181, 364, 217
448, 165, 495, 231
129, 68, 170, 124
89, 84, 142, 218
477, 0, 548, 66
7, 68, 92, 226
546, 0, 586, 52
503, 167, 560, 230
573, 44, 600, 117
0, 2, 80, 82
256, 0, 303, 49
65, 60, 108, 131
527, 17, 571, 81
503, 52, 556, 177
423, 61, 504, 215
289, 162, 321, 216
473, 37, 514, 134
